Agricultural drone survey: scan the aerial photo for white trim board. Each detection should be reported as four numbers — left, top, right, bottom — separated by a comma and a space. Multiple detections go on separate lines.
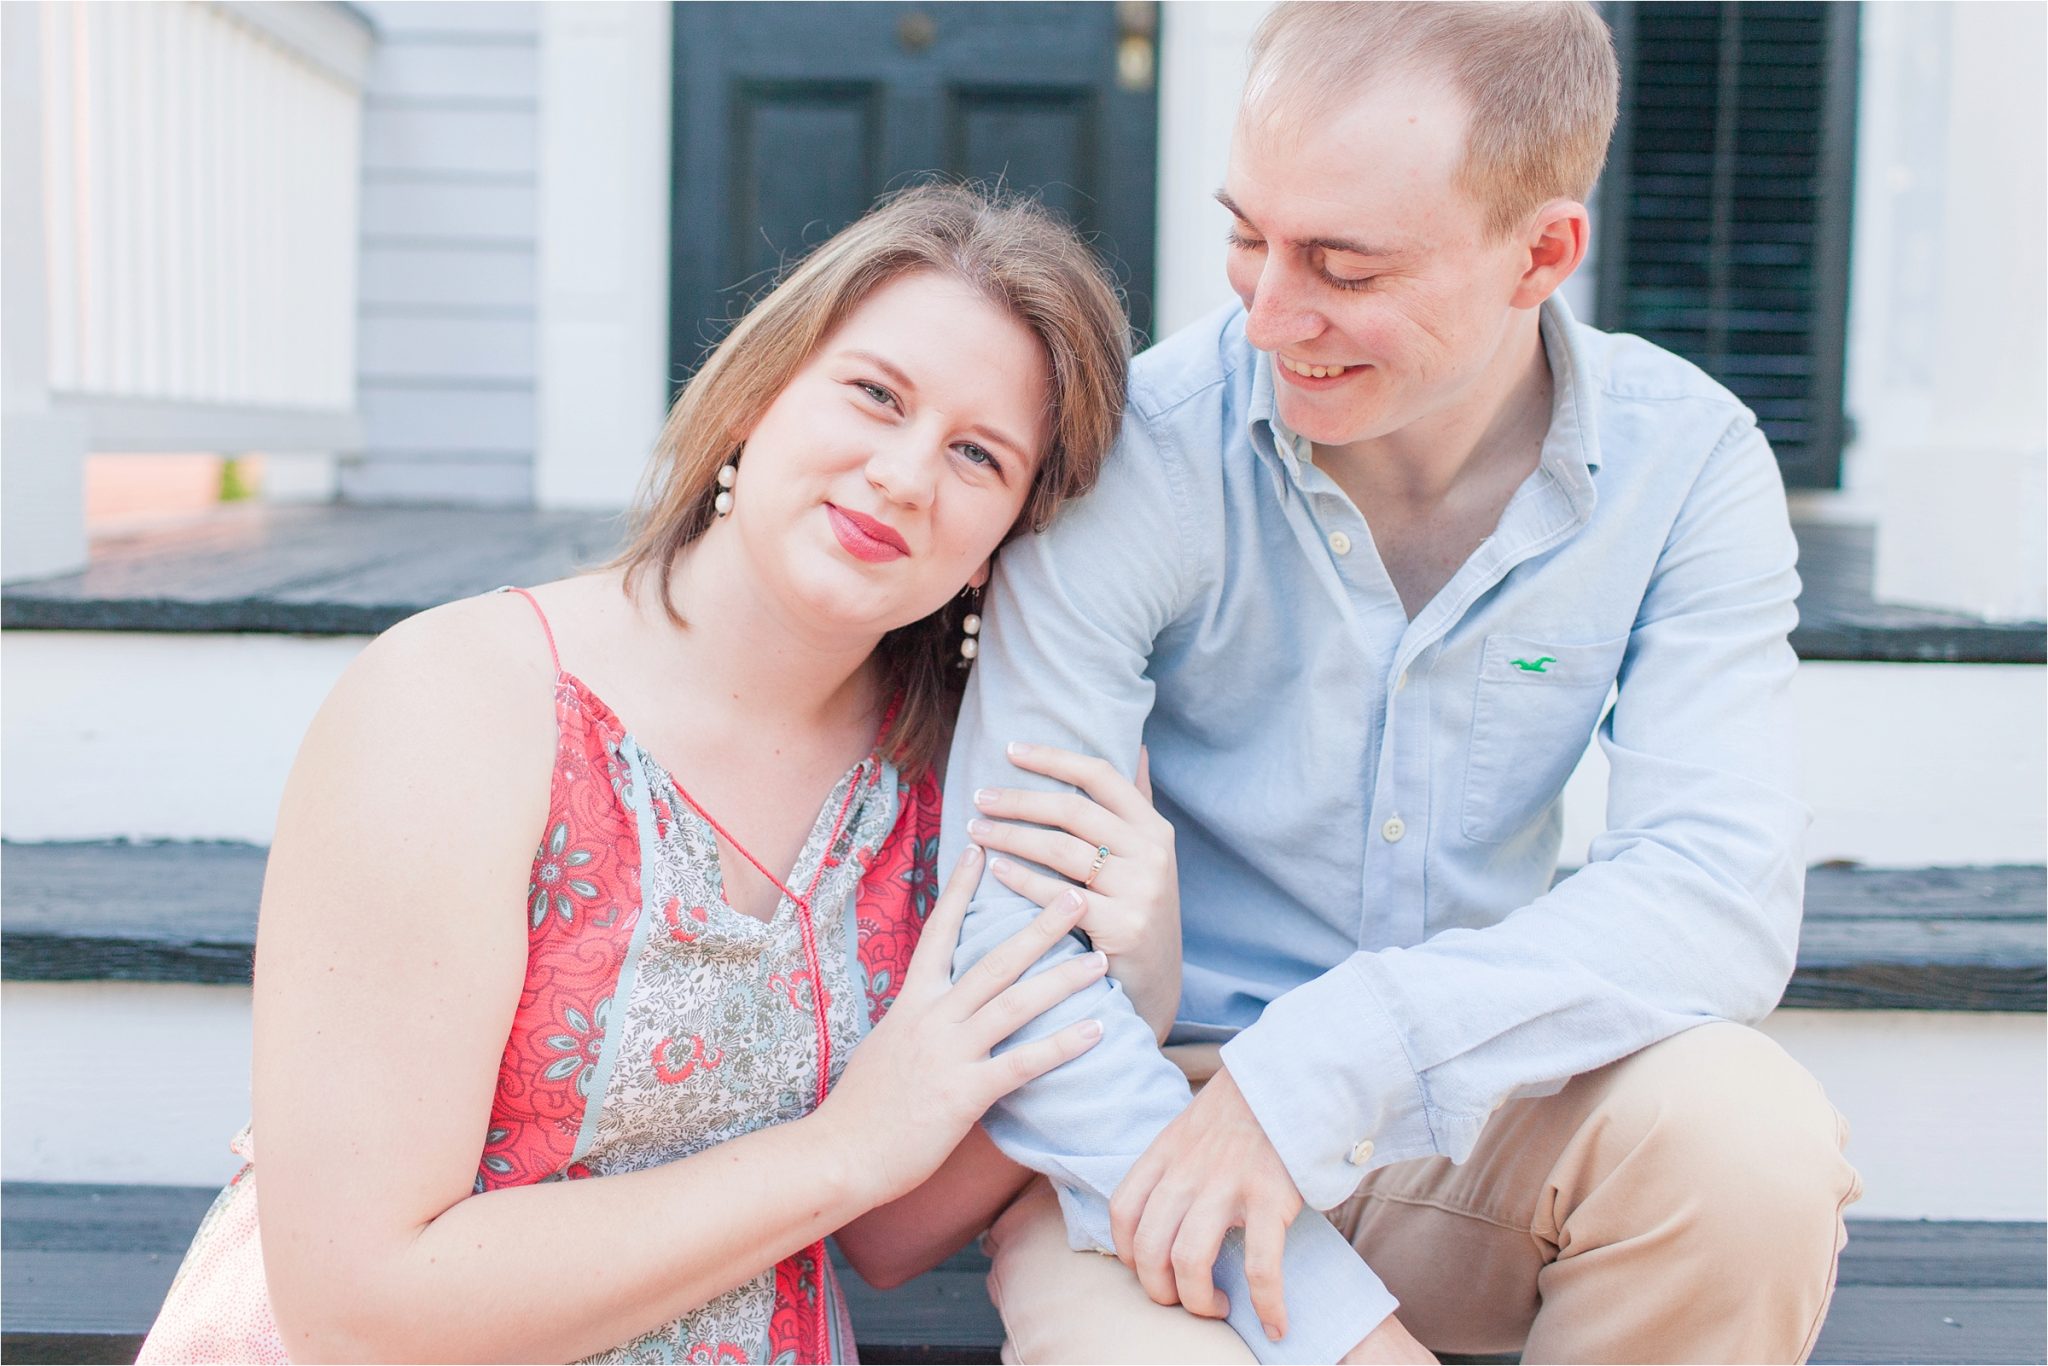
1559, 661, 2046, 868
2, 632, 368, 844
1758, 1010, 2045, 1222
5, 980, 2040, 1220
5, 632, 2042, 866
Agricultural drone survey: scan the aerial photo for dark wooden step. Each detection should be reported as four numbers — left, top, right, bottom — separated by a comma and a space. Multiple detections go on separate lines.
1782, 863, 2046, 1011
2, 1184, 2040, 1365
4, 505, 2041, 662
1787, 521, 2047, 665
0, 504, 620, 636
2, 842, 266, 986
7, 843, 2043, 1011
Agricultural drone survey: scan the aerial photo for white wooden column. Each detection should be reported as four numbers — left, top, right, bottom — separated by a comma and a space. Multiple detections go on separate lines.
1154, 2, 1268, 338
1853, 2, 2047, 621
534, 2, 674, 510
2, 3, 89, 582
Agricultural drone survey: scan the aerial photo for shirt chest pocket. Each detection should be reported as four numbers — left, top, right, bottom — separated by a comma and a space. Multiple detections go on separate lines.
1460, 632, 1630, 844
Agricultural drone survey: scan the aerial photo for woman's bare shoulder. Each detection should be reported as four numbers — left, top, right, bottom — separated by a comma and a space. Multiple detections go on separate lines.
342, 588, 559, 714
292, 589, 566, 816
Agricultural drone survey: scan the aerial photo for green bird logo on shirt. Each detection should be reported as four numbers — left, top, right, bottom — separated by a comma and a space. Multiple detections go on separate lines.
1511, 656, 1557, 673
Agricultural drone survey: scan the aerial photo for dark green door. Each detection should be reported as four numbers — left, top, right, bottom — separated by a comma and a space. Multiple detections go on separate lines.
668, 2, 1159, 382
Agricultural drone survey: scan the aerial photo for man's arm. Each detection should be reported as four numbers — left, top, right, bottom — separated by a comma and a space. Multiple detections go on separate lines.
942, 411, 1398, 1363
1220, 415, 1809, 1210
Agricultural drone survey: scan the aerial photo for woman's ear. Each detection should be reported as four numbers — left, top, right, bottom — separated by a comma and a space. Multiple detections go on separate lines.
967, 560, 992, 591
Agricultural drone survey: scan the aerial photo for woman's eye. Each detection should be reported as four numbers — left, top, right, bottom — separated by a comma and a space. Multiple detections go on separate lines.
855, 380, 898, 408
956, 443, 998, 471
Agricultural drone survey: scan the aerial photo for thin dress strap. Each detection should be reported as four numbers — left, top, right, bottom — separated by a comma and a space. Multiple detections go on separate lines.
496, 585, 563, 678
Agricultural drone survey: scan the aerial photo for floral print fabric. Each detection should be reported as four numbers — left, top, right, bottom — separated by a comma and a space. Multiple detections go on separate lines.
139, 656, 942, 1366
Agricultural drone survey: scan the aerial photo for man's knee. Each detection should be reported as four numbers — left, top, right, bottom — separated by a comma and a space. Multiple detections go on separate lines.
1582, 1021, 1860, 1230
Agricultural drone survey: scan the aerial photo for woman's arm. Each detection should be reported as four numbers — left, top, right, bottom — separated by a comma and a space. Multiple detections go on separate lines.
833, 1124, 1031, 1290
253, 594, 1105, 1364
836, 743, 1185, 1291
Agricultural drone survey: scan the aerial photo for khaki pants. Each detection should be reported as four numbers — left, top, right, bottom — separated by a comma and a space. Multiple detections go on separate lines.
984, 1023, 1861, 1364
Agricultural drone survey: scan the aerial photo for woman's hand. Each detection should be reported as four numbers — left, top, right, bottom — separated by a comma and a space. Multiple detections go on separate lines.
815, 845, 1107, 1208
967, 743, 1182, 1043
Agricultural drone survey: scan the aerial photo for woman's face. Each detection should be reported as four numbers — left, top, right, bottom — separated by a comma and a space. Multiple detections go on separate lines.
729, 270, 1052, 638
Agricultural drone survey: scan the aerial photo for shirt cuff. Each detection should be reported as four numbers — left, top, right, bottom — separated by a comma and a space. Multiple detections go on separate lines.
1213, 1207, 1398, 1363
1221, 955, 1440, 1209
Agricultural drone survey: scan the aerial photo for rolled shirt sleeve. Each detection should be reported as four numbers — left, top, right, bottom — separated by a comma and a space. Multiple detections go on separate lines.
942, 410, 1398, 1362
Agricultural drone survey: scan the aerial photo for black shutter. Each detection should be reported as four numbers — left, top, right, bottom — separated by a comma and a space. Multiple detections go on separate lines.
1598, 2, 1859, 488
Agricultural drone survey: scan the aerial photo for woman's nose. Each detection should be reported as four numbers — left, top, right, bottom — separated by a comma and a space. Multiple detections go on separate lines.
866, 433, 939, 509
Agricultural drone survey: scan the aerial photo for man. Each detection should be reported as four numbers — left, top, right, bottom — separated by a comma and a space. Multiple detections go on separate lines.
940, 4, 1860, 1362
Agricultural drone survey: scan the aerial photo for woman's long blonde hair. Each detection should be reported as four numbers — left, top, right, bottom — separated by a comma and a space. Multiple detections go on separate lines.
615, 183, 1131, 779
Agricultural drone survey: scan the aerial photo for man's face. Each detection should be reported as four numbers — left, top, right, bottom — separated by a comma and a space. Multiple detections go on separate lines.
1222, 74, 1536, 451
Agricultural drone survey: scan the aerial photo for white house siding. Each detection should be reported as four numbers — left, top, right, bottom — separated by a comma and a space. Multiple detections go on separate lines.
350, 2, 541, 506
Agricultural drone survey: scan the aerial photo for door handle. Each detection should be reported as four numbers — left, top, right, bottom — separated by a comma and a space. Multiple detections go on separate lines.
897, 9, 936, 54
1116, 1, 1156, 93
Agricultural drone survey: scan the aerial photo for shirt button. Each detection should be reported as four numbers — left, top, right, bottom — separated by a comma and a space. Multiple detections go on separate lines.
1382, 816, 1406, 843
1347, 1138, 1376, 1165
1328, 531, 1352, 556
1395, 671, 1409, 692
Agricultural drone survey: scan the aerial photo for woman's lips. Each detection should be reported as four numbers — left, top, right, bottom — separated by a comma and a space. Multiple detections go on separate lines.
826, 504, 910, 563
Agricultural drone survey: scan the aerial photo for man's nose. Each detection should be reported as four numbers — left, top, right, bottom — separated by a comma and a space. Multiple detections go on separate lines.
1242, 255, 1322, 353
866, 432, 939, 509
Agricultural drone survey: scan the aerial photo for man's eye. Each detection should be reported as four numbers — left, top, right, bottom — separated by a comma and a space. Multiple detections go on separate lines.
1226, 230, 1266, 251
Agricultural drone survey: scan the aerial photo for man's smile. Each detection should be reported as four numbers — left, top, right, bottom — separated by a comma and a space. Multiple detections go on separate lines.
1277, 353, 1367, 386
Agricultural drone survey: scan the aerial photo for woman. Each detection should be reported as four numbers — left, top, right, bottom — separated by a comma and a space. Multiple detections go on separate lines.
138, 184, 1181, 1364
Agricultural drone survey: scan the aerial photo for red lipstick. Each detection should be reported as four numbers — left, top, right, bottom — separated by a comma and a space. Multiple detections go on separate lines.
826, 504, 910, 563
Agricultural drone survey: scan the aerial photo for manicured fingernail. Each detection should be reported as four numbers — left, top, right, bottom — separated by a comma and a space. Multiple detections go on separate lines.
1089, 951, 1108, 972
963, 844, 983, 864
989, 855, 1015, 876
1058, 889, 1084, 912
1079, 1019, 1103, 1039
968, 818, 994, 839
1007, 740, 1032, 758
974, 788, 1000, 808
1264, 1323, 1282, 1342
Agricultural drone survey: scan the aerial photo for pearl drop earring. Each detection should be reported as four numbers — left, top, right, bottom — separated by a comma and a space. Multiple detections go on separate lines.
713, 455, 737, 517
959, 585, 983, 664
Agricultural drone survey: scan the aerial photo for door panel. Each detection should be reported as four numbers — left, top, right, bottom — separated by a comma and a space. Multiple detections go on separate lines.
948, 88, 1095, 225
729, 83, 883, 289
670, 2, 1158, 379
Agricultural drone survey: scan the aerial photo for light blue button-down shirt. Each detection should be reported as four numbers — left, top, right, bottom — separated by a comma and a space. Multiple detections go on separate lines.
941, 295, 1809, 1362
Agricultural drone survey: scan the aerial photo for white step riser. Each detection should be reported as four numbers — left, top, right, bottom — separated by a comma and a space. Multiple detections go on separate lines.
5, 632, 2045, 865
4, 632, 365, 844
3, 981, 2041, 1219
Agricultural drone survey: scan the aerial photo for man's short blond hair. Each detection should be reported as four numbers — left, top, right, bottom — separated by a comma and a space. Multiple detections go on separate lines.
1245, 1, 1620, 239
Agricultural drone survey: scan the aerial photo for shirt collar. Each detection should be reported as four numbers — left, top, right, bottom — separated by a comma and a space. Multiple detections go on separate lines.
1243, 292, 1605, 500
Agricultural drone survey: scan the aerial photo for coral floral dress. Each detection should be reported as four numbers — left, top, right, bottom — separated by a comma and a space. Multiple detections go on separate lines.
138, 587, 942, 1364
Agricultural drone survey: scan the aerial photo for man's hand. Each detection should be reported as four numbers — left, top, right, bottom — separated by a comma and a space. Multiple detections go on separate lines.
1109, 1064, 1303, 1341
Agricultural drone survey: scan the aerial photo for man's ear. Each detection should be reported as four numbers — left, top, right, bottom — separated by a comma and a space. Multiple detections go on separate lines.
1509, 199, 1591, 309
